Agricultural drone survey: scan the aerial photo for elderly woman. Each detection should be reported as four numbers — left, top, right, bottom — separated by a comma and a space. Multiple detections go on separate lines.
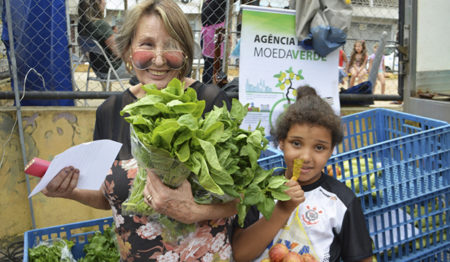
44, 0, 236, 260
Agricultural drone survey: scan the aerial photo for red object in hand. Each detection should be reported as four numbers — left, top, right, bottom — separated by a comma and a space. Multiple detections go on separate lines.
24, 158, 50, 178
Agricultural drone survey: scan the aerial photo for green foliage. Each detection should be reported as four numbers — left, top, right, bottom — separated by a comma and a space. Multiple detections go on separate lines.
121, 78, 290, 228
28, 239, 75, 262
78, 227, 120, 262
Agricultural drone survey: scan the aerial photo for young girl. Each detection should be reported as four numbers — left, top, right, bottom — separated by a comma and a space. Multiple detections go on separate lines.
231, 86, 373, 262
346, 40, 368, 88
368, 43, 386, 94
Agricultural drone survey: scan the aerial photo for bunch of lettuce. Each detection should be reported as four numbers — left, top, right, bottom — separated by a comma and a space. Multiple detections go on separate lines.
120, 78, 289, 227
28, 239, 75, 262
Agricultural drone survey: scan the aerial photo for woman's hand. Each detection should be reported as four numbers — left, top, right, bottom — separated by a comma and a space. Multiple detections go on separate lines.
143, 169, 198, 224
42, 166, 79, 198
277, 180, 305, 213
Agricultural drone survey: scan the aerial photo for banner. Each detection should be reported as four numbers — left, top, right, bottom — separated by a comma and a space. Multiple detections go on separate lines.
239, 6, 340, 135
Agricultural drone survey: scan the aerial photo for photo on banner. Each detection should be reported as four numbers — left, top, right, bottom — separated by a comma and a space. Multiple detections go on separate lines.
238, 6, 340, 136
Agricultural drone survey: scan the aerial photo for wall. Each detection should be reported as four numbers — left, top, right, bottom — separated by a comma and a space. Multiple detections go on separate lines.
416, 0, 450, 72
0, 107, 111, 241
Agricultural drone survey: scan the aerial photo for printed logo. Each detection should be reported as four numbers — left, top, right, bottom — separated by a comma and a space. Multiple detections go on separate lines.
301, 205, 323, 225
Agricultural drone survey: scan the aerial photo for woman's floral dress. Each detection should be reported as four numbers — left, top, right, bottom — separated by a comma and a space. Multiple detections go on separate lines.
103, 159, 232, 262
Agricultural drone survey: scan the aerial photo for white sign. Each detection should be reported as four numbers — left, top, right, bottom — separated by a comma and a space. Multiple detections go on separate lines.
239, 6, 340, 135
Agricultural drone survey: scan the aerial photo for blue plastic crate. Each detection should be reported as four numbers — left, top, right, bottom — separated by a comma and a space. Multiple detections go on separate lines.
323, 109, 450, 261
23, 217, 114, 262
258, 147, 284, 170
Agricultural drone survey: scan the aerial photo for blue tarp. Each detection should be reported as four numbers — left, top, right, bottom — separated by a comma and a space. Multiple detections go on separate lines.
1, 0, 74, 106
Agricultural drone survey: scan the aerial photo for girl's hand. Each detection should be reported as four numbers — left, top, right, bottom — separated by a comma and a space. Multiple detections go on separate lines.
278, 180, 305, 213
42, 166, 79, 198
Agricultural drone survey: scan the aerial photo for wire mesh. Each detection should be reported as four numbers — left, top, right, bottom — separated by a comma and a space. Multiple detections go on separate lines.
0, 0, 399, 106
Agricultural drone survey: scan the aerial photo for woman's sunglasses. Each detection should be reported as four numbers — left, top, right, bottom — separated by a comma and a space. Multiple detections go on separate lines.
131, 50, 186, 70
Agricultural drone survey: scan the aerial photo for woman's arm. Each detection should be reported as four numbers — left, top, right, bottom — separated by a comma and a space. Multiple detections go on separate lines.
104, 34, 121, 59
360, 256, 373, 262
232, 180, 305, 262
42, 166, 110, 210
143, 170, 238, 224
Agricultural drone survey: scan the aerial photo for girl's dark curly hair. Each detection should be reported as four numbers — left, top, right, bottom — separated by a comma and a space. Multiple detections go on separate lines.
270, 85, 343, 147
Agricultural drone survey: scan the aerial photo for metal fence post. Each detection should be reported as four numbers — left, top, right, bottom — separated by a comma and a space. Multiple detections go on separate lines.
4, 0, 36, 229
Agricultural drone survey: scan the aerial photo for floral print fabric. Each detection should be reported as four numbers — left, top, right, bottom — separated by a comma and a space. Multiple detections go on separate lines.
103, 159, 232, 262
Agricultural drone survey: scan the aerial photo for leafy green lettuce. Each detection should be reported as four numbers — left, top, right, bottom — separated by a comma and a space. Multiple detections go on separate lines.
120, 78, 289, 227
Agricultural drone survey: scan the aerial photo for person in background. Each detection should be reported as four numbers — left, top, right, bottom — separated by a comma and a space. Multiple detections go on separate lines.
232, 85, 373, 262
368, 43, 386, 95
346, 40, 368, 88
200, 0, 227, 84
43, 0, 237, 261
78, 0, 131, 82
111, 24, 119, 34
338, 47, 348, 85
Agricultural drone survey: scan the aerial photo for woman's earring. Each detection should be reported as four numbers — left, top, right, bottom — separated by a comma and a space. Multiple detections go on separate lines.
126, 61, 133, 72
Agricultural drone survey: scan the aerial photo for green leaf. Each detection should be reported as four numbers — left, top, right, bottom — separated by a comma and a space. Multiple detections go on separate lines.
151, 119, 180, 150
268, 176, 288, 189
221, 184, 241, 198
203, 107, 224, 130
257, 196, 275, 221
270, 189, 291, 201
177, 114, 199, 130
175, 141, 190, 162
197, 138, 223, 171
202, 122, 224, 144
237, 202, 247, 227
230, 98, 248, 122
194, 152, 223, 195
181, 87, 198, 102
243, 184, 264, 205
141, 83, 157, 93
171, 102, 205, 115
246, 145, 258, 169
210, 169, 234, 185
252, 168, 273, 185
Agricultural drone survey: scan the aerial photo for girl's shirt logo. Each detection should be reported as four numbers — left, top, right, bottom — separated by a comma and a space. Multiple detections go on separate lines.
301, 205, 323, 225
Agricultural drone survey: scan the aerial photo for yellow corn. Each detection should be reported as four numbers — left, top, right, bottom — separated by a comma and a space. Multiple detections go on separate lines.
292, 159, 304, 181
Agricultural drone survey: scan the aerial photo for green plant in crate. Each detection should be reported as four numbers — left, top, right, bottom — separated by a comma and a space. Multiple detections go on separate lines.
79, 226, 120, 262
28, 239, 75, 262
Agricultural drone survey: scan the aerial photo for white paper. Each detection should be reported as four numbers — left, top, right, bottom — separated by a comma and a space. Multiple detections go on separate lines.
28, 139, 122, 198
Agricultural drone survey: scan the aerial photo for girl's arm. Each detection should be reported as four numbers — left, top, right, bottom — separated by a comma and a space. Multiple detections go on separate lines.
345, 61, 350, 74
232, 180, 305, 262
362, 54, 369, 69
368, 58, 373, 74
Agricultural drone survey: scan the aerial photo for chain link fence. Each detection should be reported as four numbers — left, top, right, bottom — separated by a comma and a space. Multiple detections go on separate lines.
0, 0, 399, 106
